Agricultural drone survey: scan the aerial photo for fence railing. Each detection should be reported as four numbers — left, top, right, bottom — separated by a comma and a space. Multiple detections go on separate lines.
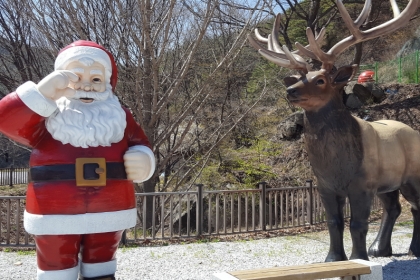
0, 181, 381, 247
0, 167, 28, 186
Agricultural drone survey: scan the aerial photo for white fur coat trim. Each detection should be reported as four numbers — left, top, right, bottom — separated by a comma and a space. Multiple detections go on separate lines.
37, 263, 79, 280
81, 260, 117, 278
24, 208, 136, 235
16, 81, 57, 117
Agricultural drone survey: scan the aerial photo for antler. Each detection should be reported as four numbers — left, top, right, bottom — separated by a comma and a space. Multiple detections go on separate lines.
247, 13, 325, 74
249, 0, 419, 72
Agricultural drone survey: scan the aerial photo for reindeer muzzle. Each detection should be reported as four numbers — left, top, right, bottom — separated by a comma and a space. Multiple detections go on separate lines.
286, 87, 301, 101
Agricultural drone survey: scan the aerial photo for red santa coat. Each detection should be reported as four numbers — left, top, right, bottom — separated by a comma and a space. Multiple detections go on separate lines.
0, 82, 154, 235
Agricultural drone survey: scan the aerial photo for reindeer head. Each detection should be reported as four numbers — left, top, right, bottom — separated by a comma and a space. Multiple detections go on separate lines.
283, 66, 355, 111
248, 0, 419, 112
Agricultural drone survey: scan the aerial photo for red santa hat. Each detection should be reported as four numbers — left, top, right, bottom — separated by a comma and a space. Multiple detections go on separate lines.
54, 40, 118, 91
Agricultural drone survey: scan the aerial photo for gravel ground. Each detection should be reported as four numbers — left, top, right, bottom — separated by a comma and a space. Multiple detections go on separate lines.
1, 221, 419, 280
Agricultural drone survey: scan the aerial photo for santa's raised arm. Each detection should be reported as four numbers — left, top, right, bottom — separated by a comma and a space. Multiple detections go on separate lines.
0, 40, 155, 280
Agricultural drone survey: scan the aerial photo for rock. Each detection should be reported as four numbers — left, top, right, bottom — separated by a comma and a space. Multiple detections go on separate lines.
277, 111, 304, 140
344, 81, 357, 95
345, 93, 363, 109
361, 82, 385, 102
352, 83, 373, 103
397, 37, 420, 57
344, 82, 385, 106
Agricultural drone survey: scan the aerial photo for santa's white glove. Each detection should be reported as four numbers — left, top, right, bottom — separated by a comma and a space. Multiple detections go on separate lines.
36, 70, 79, 100
123, 146, 156, 183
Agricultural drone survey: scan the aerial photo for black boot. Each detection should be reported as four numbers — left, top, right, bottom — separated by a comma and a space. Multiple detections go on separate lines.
80, 274, 115, 280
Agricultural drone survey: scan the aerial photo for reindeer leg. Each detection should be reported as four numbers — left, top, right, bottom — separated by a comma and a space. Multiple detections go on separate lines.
319, 191, 347, 262
408, 207, 420, 256
348, 190, 373, 260
400, 180, 420, 257
368, 190, 400, 257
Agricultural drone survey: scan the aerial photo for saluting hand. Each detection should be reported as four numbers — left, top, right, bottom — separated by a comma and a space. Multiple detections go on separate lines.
36, 70, 79, 100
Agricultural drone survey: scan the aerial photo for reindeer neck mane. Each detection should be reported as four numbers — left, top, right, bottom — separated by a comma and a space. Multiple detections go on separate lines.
303, 96, 354, 135
302, 96, 364, 190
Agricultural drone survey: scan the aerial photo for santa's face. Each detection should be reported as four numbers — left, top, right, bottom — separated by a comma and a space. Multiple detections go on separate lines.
46, 57, 126, 148
66, 60, 107, 103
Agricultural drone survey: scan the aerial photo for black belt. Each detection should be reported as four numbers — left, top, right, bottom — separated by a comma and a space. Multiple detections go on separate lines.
29, 160, 127, 187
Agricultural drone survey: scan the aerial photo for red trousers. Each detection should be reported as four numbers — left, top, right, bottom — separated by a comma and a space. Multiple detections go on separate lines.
34, 231, 123, 271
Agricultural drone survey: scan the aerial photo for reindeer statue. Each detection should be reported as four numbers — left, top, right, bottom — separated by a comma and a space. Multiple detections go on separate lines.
249, 0, 420, 261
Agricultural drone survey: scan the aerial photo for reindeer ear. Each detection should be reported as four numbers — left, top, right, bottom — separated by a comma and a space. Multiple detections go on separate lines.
332, 65, 358, 85
284, 76, 299, 87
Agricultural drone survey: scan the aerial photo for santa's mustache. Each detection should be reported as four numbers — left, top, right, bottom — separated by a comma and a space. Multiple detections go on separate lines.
72, 90, 111, 101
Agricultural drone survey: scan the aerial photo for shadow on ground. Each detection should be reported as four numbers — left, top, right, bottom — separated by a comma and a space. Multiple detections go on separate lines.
382, 257, 420, 280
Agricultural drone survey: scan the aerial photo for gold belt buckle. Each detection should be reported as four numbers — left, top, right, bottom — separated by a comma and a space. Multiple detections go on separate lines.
75, 158, 106, 187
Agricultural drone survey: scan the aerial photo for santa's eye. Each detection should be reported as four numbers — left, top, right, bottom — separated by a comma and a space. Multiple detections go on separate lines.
92, 77, 102, 83
316, 79, 325, 85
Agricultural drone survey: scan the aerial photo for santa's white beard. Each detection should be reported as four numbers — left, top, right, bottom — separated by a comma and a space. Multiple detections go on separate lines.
46, 87, 127, 148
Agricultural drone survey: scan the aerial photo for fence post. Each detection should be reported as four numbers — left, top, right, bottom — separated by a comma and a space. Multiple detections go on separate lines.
9, 166, 13, 187
416, 50, 419, 84
306, 180, 313, 225
121, 230, 127, 245
259, 182, 266, 231
196, 184, 203, 236
398, 56, 402, 83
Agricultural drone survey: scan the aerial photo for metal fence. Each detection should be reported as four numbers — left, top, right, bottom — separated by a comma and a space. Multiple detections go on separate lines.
0, 167, 29, 186
0, 181, 381, 247
360, 50, 420, 84
0, 196, 31, 246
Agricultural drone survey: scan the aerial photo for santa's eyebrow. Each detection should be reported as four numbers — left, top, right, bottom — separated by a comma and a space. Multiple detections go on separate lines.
90, 69, 103, 75
70, 68, 84, 73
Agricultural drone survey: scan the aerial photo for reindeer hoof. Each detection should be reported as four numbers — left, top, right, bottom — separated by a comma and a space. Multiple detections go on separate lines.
350, 252, 369, 261
368, 244, 392, 257
325, 252, 348, 262
409, 247, 420, 257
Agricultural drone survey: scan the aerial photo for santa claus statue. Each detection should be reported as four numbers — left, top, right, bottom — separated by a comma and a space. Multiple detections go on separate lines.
0, 41, 155, 280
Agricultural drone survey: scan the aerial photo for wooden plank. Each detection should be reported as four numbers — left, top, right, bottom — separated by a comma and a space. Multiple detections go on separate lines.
229, 260, 371, 280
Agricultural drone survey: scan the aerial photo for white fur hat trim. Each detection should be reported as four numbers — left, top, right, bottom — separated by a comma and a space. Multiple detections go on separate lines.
54, 46, 112, 83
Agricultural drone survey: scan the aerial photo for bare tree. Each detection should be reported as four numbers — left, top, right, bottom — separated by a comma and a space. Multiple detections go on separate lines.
16, 0, 268, 191
0, 0, 53, 96
4, 0, 270, 225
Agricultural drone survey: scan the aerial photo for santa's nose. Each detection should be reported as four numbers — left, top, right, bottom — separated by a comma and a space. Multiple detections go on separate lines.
74, 82, 93, 91
83, 84, 92, 91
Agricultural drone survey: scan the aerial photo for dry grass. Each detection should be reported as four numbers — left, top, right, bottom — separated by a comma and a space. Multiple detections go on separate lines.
0, 184, 27, 196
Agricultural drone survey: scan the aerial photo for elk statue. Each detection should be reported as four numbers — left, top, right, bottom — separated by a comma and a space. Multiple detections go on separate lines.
248, 0, 420, 261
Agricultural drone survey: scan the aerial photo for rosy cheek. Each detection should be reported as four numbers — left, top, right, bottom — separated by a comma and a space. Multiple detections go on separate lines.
93, 84, 105, 92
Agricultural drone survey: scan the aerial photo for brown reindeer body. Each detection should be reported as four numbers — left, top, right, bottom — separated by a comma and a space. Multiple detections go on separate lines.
249, 0, 420, 261
359, 119, 420, 193
302, 84, 420, 260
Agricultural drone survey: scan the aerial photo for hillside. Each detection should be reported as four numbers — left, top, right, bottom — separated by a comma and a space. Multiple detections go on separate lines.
356, 83, 420, 130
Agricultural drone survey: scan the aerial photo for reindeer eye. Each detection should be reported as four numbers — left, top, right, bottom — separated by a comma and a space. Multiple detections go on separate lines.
316, 79, 325, 85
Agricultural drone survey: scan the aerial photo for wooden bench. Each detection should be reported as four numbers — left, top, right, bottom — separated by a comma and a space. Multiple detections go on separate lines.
212, 259, 383, 280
